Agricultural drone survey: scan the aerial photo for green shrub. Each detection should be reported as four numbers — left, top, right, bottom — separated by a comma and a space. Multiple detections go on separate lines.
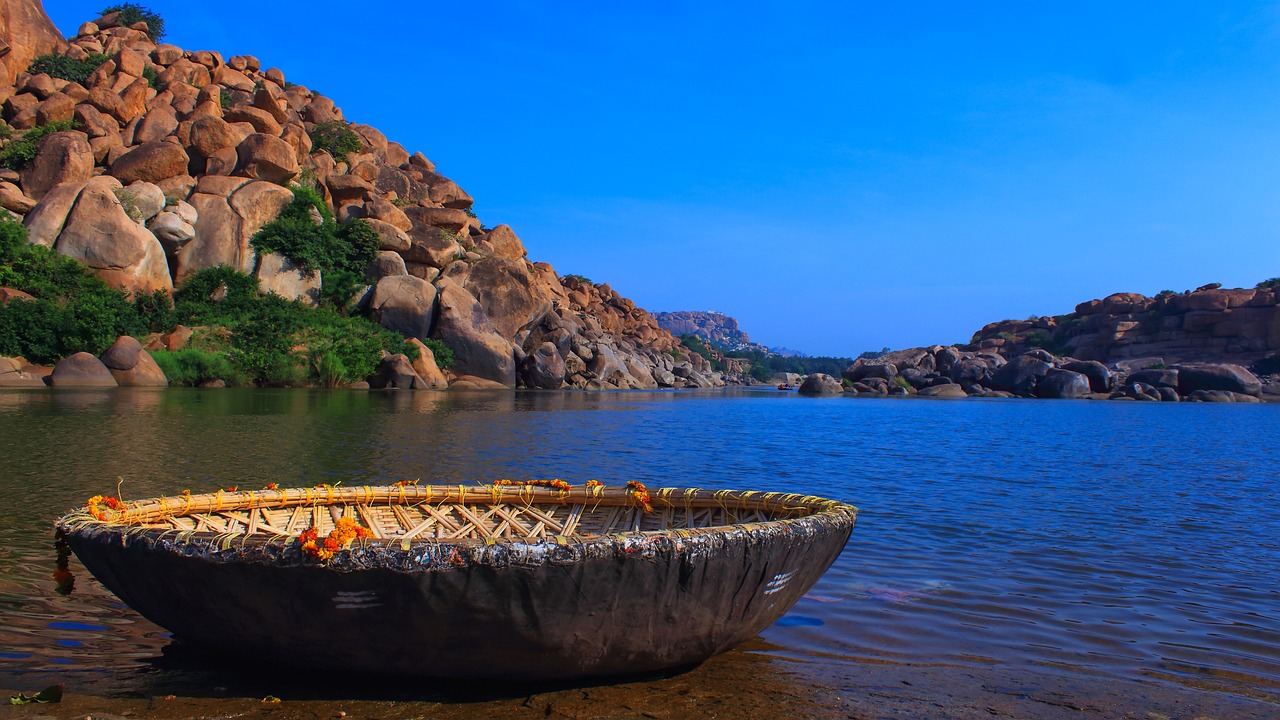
26, 53, 111, 84
99, 3, 165, 41
150, 348, 245, 386
563, 274, 592, 284
141, 65, 159, 89
1256, 278, 1280, 290
166, 266, 414, 386
421, 338, 453, 369
249, 186, 380, 307
0, 120, 81, 170
219, 91, 233, 110
0, 212, 150, 362
308, 120, 362, 163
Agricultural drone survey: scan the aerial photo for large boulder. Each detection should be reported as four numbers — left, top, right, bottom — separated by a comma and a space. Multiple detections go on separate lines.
1176, 364, 1262, 397
49, 352, 117, 388
19, 131, 93, 201
461, 256, 554, 338
588, 344, 635, 387
431, 278, 515, 387
0, 0, 66, 86
1126, 368, 1178, 389
798, 373, 843, 396
235, 133, 299, 184
1035, 368, 1092, 399
988, 355, 1051, 396
473, 224, 527, 261
100, 335, 168, 387
110, 142, 191, 185
21, 178, 84, 246
368, 353, 425, 390
406, 338, 448, 389
519, 341, 566, 389
917, 383, 968, 398
256, 253, 320, 306
52, 177, 173, 295
1061, 360, 1113, 393
369, 275, 437, 340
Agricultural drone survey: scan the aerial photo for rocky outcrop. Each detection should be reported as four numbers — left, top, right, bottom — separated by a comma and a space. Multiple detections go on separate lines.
0, 4, 721, 391
969, 284, 1280, 367
0, 0, 65, 87
653, 310, 770, 354
834, 343, 1267, 402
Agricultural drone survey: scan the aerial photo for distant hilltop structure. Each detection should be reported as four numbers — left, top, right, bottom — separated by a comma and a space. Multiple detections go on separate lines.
653, 311, 773, 355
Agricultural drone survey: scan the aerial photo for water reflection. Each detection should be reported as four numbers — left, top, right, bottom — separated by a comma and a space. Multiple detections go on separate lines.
0, 388, 1278, 705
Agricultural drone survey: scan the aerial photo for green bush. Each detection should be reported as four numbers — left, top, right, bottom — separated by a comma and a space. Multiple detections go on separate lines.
99, 3, 165, 41
563, 274, 592, 284
0, 212, 151, 362
26, 53, 111, 84
219, 91, 233, 110
0, 120, 81, 170
1256, 278, 1280, 290
249, 186, 380, 309
167, 266, 414, 386
308, 120, 362, 164
150, 348, 245, 386
141, 66, 159, 89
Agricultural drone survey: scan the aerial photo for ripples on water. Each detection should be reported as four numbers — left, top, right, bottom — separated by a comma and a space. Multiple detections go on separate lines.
0, 388, 1277, 702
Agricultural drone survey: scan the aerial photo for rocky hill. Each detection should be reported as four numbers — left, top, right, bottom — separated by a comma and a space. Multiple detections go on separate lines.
653, 311, 770, 354
0, 1, 722, 390
795, 282, 1279, 402
967, 282, 1280, 366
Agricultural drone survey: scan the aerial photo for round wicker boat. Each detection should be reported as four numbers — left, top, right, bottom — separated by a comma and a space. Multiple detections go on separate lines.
55, 482, 857, 680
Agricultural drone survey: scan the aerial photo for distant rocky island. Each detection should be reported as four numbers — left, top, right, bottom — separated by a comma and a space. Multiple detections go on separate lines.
796, 282, 1279, 402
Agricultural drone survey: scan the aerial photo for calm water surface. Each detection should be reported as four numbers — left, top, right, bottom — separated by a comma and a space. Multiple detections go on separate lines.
0, 388, 1277, 704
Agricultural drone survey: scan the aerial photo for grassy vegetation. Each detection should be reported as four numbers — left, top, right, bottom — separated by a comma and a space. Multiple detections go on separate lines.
308, 120, 363, 164
0, 120, 82, 170
562, 274, 592, 284
26, 53, 111, 84
99, 3, 165, 41
0, 212, 419, 386
1257, 278, 1280, 290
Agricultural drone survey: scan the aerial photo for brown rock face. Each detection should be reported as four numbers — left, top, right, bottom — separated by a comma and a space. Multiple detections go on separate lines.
235, 133, 298, 184
432, 278, 516, 387
370, 275, 437, 340
0, 0, 67, 86
110, 142, 191, 184
19, 131, 93, 201
461, 257, 554, 339
53, 177, 173, 295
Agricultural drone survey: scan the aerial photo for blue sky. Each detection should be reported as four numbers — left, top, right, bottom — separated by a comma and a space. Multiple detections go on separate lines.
48, 2, 1280, 356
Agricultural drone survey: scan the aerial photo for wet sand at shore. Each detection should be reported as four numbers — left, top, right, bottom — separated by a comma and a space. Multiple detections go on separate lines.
4, 641, 1277, 720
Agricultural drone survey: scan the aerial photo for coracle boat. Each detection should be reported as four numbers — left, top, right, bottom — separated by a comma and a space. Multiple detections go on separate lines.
55, 481, 857, 680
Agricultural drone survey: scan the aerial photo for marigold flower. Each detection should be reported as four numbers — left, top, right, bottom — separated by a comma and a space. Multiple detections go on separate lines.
263, 483, 279, 491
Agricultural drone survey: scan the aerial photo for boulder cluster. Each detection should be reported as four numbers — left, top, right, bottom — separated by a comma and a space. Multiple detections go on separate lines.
0, 6, 717, 390
797, 345, 1267, 403
971, 283, 1280, 367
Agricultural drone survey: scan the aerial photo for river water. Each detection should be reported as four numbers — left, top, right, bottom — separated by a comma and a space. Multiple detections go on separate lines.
0, 388, 1277, 710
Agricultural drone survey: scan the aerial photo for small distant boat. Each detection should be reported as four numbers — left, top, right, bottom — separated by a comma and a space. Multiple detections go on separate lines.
777, 383, 795, 390
56, 483, 856, 680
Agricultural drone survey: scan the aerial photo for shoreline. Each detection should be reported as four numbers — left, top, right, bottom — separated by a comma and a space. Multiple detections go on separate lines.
4, 647, 1276, 720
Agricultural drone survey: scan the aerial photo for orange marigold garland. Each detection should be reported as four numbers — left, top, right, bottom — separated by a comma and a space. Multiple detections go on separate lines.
53, 531, 74, 596
85, 495, 125, 521
262, 483, 279, 491
493, 479, 572, 492
299, 517, 371, 561
392, 479, 419, 487
585, 480, 603, 489
626, 481, 653, 513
